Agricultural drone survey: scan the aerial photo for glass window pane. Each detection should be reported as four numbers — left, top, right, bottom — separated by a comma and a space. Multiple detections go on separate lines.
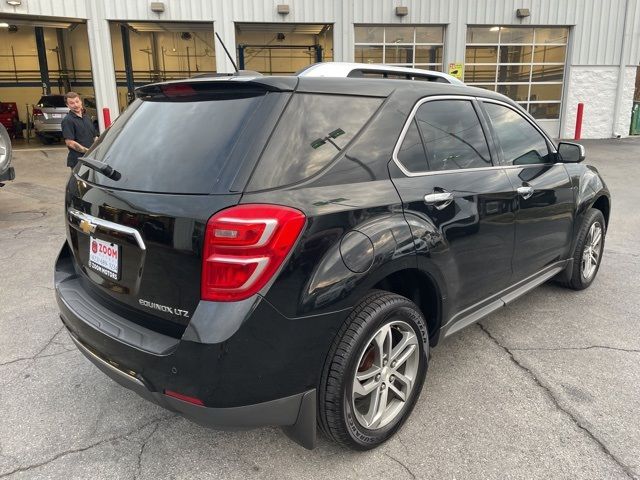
416, 26, 443, 43
498, 64, 531, 82
465, 65, 497, 82
397, 119, 428, 172
385, 45, 414, 63
415, 100, 492, 171
518, 103, 529, 112
529, 84, 563, 101
415, 46, 442, 64
385, 26, 415, 44
413, 65, 443, 72
535, 27, 568, 44
483, 102, 551, 165
250, 94, 383, 190
528, 103, 561, 119
499, 45, 532, 63
500, 27, 533, 44
355, 26, 384, 43
466, 46, 498, 63
355, 45, 383, 63
531, 64, 564, 81
467, 26, 499, 44
533, 44, 566, 63
497, 84, 529, 102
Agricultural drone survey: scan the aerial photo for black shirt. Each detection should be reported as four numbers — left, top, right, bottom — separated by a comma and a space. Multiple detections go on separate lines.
61, 111, 97, 168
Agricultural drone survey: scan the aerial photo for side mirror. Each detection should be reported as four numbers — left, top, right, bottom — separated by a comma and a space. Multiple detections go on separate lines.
557, 141, 585, 163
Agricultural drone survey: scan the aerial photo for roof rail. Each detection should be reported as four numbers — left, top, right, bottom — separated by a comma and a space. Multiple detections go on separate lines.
296, 62, 464, 85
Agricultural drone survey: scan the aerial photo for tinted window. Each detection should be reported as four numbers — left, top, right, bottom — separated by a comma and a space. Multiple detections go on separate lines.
397, 119, 428, 172
38, 96, 66, 108
413, 100, 491, 171
483, 102, 551, 165
80, 93, 269, 194
248, 93, 382, 190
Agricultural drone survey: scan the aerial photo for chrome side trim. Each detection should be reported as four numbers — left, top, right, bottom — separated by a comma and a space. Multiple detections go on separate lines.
68, 332, 146, 388
68, 208, 146, 250
391, 94, 559, 178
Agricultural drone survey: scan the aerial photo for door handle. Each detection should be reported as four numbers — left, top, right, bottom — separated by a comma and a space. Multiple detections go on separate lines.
517, 185, 534, 200
424, 191, 454, 210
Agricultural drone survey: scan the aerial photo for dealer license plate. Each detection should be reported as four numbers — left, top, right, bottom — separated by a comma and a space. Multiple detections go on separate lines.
88, 237, 120, 280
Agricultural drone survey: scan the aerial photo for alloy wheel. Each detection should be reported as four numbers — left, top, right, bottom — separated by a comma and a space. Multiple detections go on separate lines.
581, 221, 603, 281
351, 320, 420, 430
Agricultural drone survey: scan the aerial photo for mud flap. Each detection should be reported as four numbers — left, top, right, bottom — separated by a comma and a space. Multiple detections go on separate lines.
281, 389, 317, 450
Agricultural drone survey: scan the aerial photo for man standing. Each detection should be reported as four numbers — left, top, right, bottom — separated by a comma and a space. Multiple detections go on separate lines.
61, 92, 98, 168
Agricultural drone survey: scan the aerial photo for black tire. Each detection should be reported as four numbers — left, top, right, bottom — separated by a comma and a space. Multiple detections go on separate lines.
318, 290, 429, 450
559, 208, 606, 290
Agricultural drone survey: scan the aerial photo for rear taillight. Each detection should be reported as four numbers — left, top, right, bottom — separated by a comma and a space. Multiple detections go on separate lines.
201, 204, 306, 302
32, 108, 43, 116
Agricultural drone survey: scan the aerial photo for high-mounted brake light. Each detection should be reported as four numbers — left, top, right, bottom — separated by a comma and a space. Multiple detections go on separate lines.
161, 83, 195, 97
201, 204, 306, 302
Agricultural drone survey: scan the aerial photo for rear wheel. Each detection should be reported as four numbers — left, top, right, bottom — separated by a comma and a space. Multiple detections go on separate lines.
559, 208, 606, 290
318, 290, 428, 450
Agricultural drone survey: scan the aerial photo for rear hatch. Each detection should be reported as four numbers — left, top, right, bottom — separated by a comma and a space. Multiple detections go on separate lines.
35, 95, 68, 126
65, 79, 295, 337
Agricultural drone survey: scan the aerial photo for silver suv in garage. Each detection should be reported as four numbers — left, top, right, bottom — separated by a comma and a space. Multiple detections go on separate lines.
33, 95, 98, 144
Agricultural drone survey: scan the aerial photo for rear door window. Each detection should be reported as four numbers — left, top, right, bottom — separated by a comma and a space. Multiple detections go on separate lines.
80, 92, 273, 194
396, 99, 492, 173
247, 93, 382, 191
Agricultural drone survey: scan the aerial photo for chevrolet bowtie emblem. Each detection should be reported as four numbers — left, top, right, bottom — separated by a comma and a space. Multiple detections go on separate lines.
79, 219, 96, 234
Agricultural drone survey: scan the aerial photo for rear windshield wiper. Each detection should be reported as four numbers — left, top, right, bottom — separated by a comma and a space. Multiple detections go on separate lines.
78, 157, 121, 180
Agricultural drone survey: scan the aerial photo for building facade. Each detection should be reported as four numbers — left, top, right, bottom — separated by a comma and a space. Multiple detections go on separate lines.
1, 0, 639, 139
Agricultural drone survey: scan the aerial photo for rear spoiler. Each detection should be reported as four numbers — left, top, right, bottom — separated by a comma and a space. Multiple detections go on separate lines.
135, 76, 298, 100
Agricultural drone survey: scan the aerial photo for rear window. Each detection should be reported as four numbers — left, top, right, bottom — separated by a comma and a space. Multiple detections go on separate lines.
79, 92, 269, 194
38, 96, 67, 108
247, 93, 382, 191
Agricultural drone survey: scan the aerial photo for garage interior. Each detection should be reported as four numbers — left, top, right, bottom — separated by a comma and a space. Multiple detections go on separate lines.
0, 16, 93, 145
235, 23, 333, 75
110, 21, 216, 112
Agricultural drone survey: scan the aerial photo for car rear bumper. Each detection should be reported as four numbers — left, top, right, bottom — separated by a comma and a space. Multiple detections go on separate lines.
54, 242, 320, 448
34, 124, 62, 135
66, 329, 316, 447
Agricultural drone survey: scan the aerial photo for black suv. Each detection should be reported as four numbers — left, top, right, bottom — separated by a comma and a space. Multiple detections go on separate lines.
55, 74, 610, 450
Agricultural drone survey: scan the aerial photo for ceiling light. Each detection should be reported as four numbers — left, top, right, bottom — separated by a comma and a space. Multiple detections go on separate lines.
6, 0, 22, 6
0, 22, 9, 28
490, 26, 500, 32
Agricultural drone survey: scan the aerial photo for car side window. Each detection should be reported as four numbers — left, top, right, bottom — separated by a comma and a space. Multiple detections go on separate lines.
399, 99, 492, 172
396, 119, 429, 172
483, 102, 552, 166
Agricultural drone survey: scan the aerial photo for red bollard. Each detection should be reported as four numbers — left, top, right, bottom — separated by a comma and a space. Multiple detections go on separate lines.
574, 103, 584, 140
102, 107, 111, 130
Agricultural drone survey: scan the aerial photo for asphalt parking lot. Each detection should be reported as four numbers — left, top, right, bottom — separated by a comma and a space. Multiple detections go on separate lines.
0, 140, 638, 479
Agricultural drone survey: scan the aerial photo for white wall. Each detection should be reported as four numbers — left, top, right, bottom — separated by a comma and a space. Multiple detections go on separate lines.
563, 66, 637, 139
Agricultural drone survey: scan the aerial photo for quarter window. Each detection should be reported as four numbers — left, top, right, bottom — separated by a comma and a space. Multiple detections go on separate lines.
483, 102, 551, 165
397, 100, 492, 173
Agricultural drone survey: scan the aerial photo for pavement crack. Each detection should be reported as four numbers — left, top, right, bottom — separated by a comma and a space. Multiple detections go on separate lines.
510, 345, 640, 354
384, 453, 416, 480
0, 326, 67, 368
133, 420, 162, 480
478, 323, 637, 480
0, 415, 173, 478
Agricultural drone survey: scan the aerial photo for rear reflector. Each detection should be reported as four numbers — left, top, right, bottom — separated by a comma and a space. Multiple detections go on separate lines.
201, 204, 306, 302
163, 389, 205, 406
